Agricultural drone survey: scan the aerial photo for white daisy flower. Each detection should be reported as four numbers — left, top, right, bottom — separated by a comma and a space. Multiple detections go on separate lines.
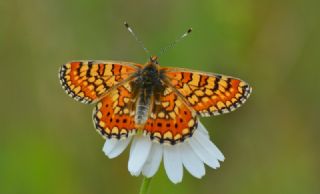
102, 121, 224, 184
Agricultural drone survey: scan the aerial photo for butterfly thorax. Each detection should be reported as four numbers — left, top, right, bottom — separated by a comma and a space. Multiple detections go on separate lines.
133, 57, 165, 127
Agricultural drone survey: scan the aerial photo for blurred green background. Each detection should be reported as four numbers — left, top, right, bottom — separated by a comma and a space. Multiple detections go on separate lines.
1, 0, 319, 193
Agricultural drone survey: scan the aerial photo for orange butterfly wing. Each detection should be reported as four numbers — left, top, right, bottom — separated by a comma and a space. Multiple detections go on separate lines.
60, 61, 252, 143
143, 86, 198, 145
162, 68, 252, 116
59, 61, 140, 104
93, 81, 138, 139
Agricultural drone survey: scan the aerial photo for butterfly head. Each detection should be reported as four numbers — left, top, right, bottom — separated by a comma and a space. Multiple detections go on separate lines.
150, 55, 159, 64
145, 55, 160, 69
144, 56, 160, 74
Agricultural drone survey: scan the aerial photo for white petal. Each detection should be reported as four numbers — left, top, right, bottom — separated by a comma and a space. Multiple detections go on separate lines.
188, 133, 220, 169
128, 135, 152, 176
107, 136, 132, 159
194, 129, 225, 161
180, 143, 205, 178
163, 145, 183, 184
197, 121, 209, 137
142, 143, 163, 178
102, 138, 118, 155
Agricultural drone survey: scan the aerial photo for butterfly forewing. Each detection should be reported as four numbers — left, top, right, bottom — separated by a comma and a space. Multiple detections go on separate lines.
59, 61, 139, 104
163, 68, 252, 116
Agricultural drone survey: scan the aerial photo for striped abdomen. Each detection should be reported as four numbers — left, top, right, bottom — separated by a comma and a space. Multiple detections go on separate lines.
135, 87, 153, 126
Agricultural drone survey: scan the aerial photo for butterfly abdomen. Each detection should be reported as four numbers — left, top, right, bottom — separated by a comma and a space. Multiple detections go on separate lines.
135, 104, 149, 126
135, 87, 153, 126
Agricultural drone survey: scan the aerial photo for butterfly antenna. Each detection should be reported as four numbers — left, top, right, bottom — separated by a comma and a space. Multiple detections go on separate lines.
159, 27, 192, 57
124, 21, 150, 56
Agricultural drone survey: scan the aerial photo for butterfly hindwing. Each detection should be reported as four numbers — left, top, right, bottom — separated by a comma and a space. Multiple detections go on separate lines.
163, 68, 252, 116
59, 61, 139, 104
93, 81, 137, 139
143, 86, 198, 145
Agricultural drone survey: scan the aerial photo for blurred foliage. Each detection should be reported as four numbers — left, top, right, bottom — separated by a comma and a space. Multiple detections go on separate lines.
0, 0, 319, 194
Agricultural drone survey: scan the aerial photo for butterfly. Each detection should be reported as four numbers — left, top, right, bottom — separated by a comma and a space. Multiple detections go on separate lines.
59, 55, 252, 145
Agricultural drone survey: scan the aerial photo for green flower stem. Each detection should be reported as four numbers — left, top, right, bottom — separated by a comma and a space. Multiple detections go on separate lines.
139, 177, 152, 194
